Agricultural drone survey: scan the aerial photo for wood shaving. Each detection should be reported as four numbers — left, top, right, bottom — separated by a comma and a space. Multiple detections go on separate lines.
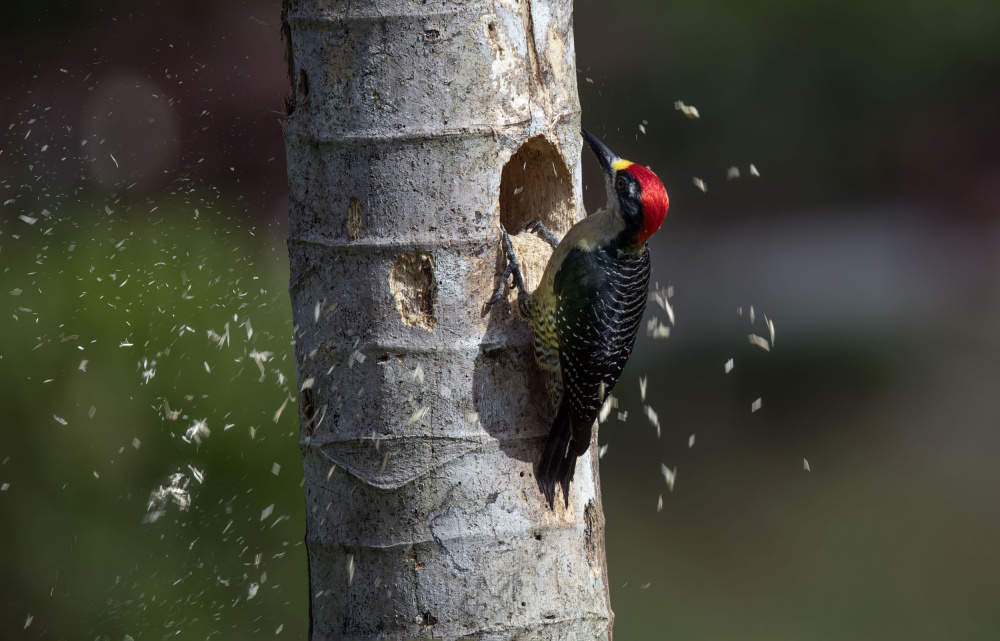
674, 100, 700, 119
660, 464, 676, 492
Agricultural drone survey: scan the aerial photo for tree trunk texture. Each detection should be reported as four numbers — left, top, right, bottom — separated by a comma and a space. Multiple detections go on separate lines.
281, 1, 612, 638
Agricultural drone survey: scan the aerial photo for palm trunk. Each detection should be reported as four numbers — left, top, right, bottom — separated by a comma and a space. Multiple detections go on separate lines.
281, 1, 611, 637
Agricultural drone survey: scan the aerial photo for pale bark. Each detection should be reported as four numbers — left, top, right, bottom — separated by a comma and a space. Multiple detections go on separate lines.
281, 1, 611, 638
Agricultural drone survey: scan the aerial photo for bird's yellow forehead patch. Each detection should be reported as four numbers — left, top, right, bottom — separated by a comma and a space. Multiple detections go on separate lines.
611, 159, 633, 172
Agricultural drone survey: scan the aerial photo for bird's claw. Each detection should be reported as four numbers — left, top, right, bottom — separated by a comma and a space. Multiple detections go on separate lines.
525, 220, 560, 249
486, 224, 526, 307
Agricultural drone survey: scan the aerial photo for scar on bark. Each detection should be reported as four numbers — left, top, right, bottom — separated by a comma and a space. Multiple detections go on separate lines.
390, 251, 438, 331
346, 196, 362, 240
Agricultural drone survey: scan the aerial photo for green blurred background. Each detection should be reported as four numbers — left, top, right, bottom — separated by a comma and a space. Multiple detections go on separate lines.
2, 0, 1000, 638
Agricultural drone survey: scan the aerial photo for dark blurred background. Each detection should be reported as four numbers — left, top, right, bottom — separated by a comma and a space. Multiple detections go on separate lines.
2, 0, 999, 638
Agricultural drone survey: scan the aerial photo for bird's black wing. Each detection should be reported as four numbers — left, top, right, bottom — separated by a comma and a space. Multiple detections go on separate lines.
553, 245, 650, 456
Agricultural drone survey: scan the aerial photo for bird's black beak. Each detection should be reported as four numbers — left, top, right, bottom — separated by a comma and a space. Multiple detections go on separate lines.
581, 129, 619, 177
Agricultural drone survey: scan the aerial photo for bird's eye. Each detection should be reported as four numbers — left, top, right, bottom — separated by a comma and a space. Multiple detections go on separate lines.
616, 175, 627, 191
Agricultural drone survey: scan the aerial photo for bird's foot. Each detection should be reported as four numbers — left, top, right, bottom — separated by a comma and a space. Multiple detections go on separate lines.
486, 224, 527, 307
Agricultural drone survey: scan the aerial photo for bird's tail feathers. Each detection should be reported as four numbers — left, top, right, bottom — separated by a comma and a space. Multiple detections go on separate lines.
537, 399, 576, 509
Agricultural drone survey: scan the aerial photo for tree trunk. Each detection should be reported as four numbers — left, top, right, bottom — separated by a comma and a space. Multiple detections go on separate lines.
281, 1, 612, 638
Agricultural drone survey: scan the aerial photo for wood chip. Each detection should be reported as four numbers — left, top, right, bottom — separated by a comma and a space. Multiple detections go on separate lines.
660, 464, 676, 492
405, 406, 430, 426
674, 100, 700, 119
599, 394, 616, 423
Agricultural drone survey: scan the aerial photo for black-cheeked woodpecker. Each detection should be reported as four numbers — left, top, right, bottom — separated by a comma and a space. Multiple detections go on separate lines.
488, 130, 670, 508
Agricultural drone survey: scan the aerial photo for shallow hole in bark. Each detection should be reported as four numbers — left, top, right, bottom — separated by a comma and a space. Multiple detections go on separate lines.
296, 68, 309, 107
389, 251, 438, 331
300, 387, 315, 436
346, 196, 363, 240
499, 135, 572, 236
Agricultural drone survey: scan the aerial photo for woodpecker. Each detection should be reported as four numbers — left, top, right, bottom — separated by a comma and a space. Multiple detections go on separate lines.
488, 130, 670, 508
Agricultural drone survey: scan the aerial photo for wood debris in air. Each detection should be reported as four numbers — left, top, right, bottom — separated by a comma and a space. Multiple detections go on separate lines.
599, 394, 617, 423
660, 463, 676, 492
674, 100, 700, 119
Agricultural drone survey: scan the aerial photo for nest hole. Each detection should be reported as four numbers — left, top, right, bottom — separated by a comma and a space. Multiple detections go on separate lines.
499, 136, 572, 236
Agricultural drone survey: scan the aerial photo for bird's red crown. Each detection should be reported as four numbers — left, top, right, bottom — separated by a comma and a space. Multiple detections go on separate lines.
625, 163, 669, 245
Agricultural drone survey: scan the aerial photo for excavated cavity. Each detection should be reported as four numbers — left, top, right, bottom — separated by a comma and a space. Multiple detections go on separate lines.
499, 135, 572, 236
389, 250, 438, 331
